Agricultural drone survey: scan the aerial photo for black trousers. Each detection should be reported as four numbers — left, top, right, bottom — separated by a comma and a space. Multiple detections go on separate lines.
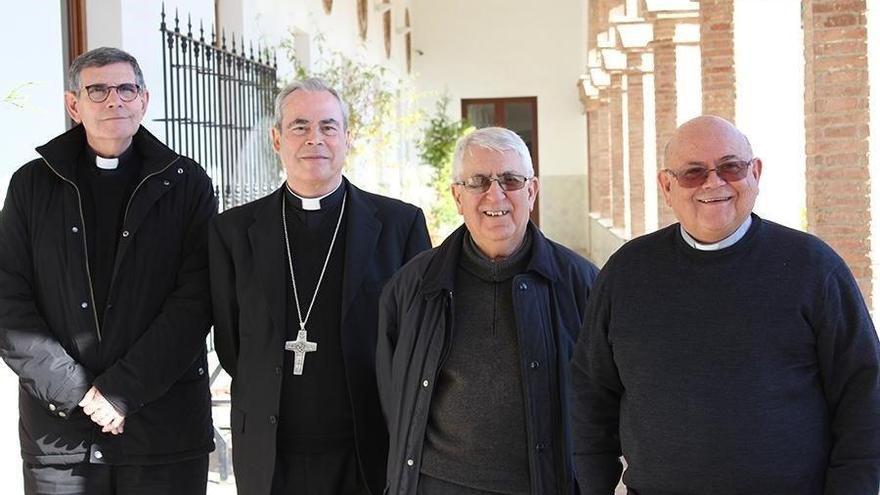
270, 446, 367, 495
22, 456, 208, 495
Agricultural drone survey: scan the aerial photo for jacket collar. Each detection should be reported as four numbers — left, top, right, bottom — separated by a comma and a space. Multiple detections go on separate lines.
421, 221, 559, 296
247, 177, 382, 333
35, 124, 178, 181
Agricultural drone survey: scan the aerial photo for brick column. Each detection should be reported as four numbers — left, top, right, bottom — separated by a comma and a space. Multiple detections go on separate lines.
802, 0, 872, 306
650, 17, 678, 227
700, 0, 736, 120
587, 109, 602, 214
609, 73, 626, 229
589, 95, 612, 219
626, 52, 646, 237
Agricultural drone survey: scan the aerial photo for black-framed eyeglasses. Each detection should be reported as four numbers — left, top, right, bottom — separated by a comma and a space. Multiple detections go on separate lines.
81, 83, 142, 103
663, 158, 754, 188
453, 173, 533, 193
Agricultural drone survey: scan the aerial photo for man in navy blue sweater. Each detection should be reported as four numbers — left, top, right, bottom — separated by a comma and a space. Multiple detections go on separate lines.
571, 115, 880, 495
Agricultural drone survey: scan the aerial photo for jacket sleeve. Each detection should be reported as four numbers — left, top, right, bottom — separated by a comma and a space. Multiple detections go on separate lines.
816, 263, 880, 494
376, 275, 401, 426
570, 267, 624, 495
403, 208, 431, 262
208, 216, 240, 378
92, 168, 218, 415
0, 170, 93, 417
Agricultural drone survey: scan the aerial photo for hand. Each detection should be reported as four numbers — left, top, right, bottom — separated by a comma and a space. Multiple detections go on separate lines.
79, 386, 126, 435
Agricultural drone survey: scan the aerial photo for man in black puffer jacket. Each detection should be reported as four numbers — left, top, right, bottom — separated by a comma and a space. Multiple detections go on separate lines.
0, 47, 215, 494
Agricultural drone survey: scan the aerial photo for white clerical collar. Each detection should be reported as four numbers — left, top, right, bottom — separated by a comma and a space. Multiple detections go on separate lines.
285, 180, 343, 211
680, 215, 752, 251
95, 155, 119, 170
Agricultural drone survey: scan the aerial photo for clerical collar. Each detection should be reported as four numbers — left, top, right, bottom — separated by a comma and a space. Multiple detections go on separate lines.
86, 145, 135, 171
285, 180, 345, 211
680, 215, 752, 251
96, 156, 118, 170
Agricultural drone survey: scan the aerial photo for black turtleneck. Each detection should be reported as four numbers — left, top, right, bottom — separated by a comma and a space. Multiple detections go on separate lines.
76, 145, 141, 327
278, 181, 354, 452
421, 231, 533, 495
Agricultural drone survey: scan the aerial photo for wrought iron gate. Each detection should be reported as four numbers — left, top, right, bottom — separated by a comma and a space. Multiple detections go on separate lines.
160, 7, 280, 211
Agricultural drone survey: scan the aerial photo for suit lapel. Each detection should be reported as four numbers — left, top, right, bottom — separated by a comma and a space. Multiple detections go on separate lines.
248, 188, 287, 341
340, 183, 380, 325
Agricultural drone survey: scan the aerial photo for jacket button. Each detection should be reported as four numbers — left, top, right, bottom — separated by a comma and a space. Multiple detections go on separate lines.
93, 450, 103, 460
198, 367, 205, 376
422, 379, 429, 388
519, 282, 528, 291
71, 226, 79, 233
535, 443, 545, 452
406, 459, 414, 467
275, 366, 282, 376
269, 415, 277, 425
163, 180, 171, 186
177, 168, 184, 174
80, 302, 88, 309
58, 411, 67, 418
530, 361, 540, 369
121, 230, 130, 238
48, 403, 56, 412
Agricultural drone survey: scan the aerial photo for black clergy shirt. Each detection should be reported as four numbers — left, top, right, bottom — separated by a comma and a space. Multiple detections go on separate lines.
278, 182, 354, 453
76, 146, 141, 327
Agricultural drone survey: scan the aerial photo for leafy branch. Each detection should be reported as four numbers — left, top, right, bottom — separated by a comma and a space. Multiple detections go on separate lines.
3, 83, 35, 109
418, 96, 471, 237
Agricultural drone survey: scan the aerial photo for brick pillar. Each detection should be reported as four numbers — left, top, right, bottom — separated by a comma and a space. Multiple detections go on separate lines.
588, 109, 603, 213
700, 0, 736, 120
802, 0, 872, 306
650, 17, 678, 227
609, 73, 626, 229
589, 95, 612, 219
626, 53, 646, 237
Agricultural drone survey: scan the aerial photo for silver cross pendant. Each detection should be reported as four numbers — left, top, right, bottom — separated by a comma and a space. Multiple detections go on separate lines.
284, 329, 317, 375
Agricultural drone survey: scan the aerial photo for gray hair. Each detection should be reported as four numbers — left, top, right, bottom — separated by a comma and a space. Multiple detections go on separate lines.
273, 77, 350, 130
67, 47, 146, 92
452, 127, 534, 180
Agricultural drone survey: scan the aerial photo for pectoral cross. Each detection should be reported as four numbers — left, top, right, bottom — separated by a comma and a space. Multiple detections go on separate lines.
284, 329, 317, 375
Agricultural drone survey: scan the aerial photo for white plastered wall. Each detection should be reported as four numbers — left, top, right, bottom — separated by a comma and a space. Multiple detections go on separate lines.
0, 6, 66, 207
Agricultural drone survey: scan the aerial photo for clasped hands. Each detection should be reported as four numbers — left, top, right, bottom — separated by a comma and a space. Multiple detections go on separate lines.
79, 386, 125, 435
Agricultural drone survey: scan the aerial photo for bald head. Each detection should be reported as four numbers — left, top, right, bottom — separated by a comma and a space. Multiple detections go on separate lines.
664, 115, 753, 168
658, 114, 762, 244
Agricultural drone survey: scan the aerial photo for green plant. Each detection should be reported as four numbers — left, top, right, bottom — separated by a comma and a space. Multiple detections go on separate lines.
418, 96, 471, 238
3, 83, 34, 108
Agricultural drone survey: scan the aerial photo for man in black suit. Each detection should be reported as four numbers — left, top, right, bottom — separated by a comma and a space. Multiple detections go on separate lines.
209, 77, 431, 495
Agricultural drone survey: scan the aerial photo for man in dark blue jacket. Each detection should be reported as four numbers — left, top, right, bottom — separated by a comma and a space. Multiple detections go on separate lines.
0, 47, 215, 494
377, 127, 598, 495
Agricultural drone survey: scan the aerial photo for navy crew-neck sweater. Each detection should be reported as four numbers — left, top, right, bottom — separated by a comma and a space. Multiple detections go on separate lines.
572, 214, 880, 495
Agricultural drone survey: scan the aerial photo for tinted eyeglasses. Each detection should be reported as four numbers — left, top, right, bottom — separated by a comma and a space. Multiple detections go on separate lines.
663, 158, 754, 188
81, 83, 143, 103
453, 173, 533, 193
